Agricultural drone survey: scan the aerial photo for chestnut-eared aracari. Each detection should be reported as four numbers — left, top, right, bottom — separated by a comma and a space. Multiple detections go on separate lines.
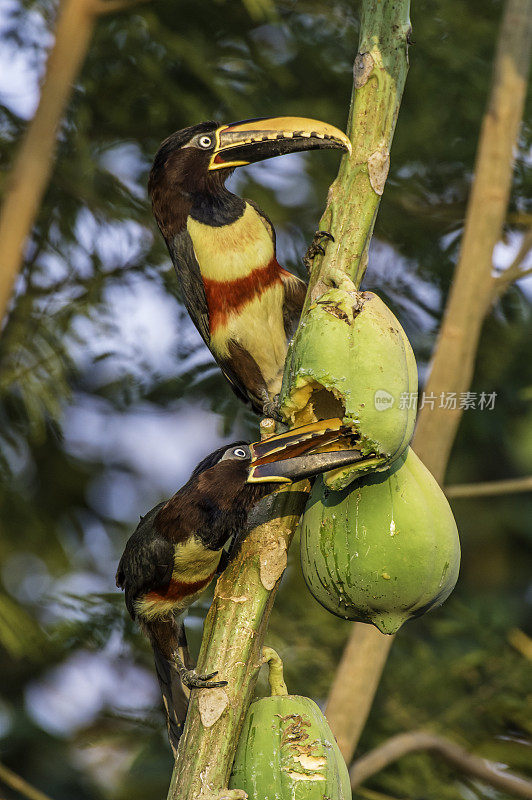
116, 418, 361, 754
148, 117, 350, 416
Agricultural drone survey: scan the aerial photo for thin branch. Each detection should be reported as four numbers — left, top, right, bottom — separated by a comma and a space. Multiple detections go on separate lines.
508, 628, 532, 660
0, 764, 56, 800
350, 731, 532, 800
445, 475, 532, 498
492, 227, 532, 299
23, 258, 155, 298
508, 212, 532, 226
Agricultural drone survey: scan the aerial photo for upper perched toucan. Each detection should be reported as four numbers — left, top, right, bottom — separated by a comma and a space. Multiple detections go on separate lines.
116, 418, 361, 754
148, 117, 350, 416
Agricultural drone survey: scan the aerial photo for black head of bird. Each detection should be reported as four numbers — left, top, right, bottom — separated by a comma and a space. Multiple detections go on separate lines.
116, 417, 360, 752
148, 117, 351, 417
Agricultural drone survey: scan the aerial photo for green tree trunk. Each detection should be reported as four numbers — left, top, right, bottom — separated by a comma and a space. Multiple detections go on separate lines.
305, 0, 411, 305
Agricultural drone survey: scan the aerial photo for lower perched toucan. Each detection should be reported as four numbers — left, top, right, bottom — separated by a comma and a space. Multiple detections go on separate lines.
148, 116, 350, 416
116, 419, 361, 753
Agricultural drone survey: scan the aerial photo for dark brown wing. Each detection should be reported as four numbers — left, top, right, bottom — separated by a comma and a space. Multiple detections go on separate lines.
168, 230, 262, 409
280, 268, 307, 339
224, 339, 270, 415
168, 230, 211, 345
116, 503, 174, 619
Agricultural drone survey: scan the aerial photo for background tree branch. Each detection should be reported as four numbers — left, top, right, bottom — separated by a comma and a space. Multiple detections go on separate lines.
0, 0, 96, 324
414, 0, 532, 482
0, 763, 56, 800
349, 731, 532, 800
445, 475, 532, 498
491, 227, 532, 300
0, 0, 148, 326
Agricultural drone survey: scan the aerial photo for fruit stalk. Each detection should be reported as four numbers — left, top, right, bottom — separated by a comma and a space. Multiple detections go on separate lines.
262, 647, 288, 696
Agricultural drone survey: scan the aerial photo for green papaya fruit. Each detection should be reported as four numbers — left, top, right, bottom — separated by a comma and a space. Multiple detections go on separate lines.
229, 648, 351, 800
279, 289, 418, 489
298, 448, 460, 634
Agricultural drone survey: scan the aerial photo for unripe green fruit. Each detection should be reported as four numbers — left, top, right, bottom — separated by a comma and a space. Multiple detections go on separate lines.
279, 289, 418, 489
299, 448, 460, 634
229, 694, 351, 800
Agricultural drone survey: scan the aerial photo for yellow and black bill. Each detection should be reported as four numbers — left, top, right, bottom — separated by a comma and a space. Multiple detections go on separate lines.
208, 116, 351, 171
247, 418, 361, 484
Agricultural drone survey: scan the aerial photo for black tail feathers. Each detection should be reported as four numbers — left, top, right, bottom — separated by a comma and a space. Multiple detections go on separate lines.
152, 642, 189, 756
142, 618, 191, 756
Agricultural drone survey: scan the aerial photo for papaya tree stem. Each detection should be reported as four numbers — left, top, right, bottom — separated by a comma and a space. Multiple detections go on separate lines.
304, 0, 411, 311
168, 3, 411, 796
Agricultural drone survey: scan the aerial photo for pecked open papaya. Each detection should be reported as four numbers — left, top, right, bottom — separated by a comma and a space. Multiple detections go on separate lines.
298, 448, 460, 634
229, 648, 351, 800
279, 289, 418, 490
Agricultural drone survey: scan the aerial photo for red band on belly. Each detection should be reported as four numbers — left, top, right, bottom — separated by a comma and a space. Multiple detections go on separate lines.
203, 258, 282, 333
144, 570, 216, 604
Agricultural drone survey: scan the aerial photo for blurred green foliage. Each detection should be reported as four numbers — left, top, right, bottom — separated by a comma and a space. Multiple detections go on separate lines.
0, 1, 530, 799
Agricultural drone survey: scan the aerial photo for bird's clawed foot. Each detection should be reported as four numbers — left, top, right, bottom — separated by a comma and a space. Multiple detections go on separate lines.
177, 666, 228, 690
303, 230, 335, 272
261, 393, 283, 422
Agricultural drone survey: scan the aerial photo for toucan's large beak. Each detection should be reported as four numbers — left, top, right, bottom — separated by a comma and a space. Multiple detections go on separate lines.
247, 419, 362, 484
208, 116, 351, 171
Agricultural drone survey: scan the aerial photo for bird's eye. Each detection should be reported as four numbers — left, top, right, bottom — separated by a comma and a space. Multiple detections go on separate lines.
233, 448, 247, 458
198, 135, 213, 149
